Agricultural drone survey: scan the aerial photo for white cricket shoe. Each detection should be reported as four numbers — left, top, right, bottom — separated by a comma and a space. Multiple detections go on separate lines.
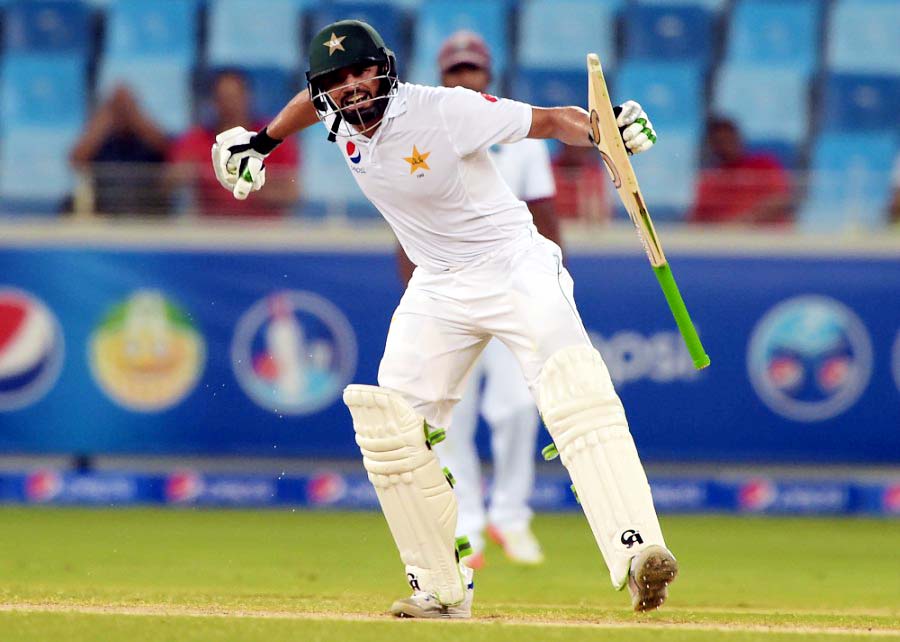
627, 545, 678, 612
390, 566, 475, 619
488, 524, 545, 565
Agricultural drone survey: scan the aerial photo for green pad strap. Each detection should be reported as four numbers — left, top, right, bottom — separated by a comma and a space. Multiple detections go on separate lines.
455, 536, 472, 559
423, 422, 446, 448
443, 466, 455, 488
541, 443, 559, 461
570, 484, 580, 505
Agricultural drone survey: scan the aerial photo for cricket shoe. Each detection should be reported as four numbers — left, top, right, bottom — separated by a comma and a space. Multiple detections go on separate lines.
464, 550, 485, 570
487, 524, 545, 565
390, 566, 474, 619
627, 545, 678, 612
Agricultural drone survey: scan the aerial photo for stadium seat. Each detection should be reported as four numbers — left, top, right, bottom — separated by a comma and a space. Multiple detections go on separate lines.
105, 0, 200, 61
745, 140, 800, 171
0, 54, 86, 127
614, 61, 703, 132
828, 0, 900, 74
207, 0, 306, 70
713, 64, 809, 145
636, 0, 725, 9
624, 4, 714, 66
98, 58, 191, 134
627, 128, 699, 217
332, 0, 421, 8
799, 132, 898, 231
3, 0, 91, 54
511, 69, 585, 108
518, 0, 623, 72
821, 73, 900, 133
299, 127, 375, 219
408, 0, 511, 87
727, 0, 820, 73
0, 126, 81, 206
308, 2, 404, 63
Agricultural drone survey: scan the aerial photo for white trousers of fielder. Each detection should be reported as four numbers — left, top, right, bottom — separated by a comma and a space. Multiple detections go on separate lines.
435, 339, 539, 552
350, 230, 666, 601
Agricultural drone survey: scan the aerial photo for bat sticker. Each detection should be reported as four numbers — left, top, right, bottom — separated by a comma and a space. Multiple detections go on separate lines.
589, 109, 622, 189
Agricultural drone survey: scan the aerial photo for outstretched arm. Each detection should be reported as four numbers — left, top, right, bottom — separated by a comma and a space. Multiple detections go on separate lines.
529, 101, 657, 155
266, 89, 320, 140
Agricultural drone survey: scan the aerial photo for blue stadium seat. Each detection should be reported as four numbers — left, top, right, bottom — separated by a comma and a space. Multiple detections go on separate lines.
828, 0, 900, 74
3, 0, 91, 53
624, 4, 714, 65
626, 128, 699, 217
208, 0, 306, 70
745, 140, 800, 170
518, 0, 623, 72
799, 133, 898, 230
511, 69, 585, 108
98, 58, 191, 134
614, 61, 703, 132
637, 0, 725, 9
713, 64, 809, 144
0, 54, 86, 127
408, 0, 511, 87
105, 0, 200, 61
0, 126, 81, 206
332, 0, 421, 8
308, 2, 404, 63
299, 127, 375, 219
727, 0, 820, 73
821, 73, 900, 132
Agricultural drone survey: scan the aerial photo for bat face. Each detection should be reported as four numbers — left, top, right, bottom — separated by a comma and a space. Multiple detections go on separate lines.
590, 109, 622, 189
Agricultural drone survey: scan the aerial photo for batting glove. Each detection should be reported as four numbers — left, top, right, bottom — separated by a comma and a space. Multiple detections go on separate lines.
613, 100, 657, 155
211, 126, 281, 200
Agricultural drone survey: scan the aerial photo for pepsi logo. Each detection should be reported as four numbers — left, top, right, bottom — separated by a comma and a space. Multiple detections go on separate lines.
480, 92, 498, 103
883, 484, 900, 514
738, 478, 776, 511
0, 288, 64, 411
346, 141, 361, 164
747, 296, 872, 422
307, 473, 347, 505
25, 469, 62, 502
165, 471, 203, 503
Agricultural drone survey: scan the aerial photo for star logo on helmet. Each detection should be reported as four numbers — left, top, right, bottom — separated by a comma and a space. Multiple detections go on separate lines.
323, 32, 347, 56
403, 145, 431, 174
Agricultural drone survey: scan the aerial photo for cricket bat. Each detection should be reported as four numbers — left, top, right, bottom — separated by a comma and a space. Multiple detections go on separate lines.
587, 53, 710, 370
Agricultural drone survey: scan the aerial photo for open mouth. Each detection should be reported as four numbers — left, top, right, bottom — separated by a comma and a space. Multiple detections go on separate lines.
342, 92, 372, 108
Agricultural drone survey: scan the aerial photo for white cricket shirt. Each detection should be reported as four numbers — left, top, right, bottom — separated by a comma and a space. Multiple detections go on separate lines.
326, 83, 535, 271
490, 138, 556, 203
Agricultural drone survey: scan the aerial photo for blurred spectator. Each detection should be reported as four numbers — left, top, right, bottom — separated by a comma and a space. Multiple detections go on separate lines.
169, 69, 299, 218
552, 146, 609, 221
889, 154, 900, 225
690, 117, 793, 225
70, 85, 171, 216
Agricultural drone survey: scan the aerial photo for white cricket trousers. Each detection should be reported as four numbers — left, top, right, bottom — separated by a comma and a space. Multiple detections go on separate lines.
435, 339, 540, 550
378, 229, 590, 435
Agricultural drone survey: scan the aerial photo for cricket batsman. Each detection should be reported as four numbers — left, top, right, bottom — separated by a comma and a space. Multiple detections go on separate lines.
395, 30, 562, 569
212, 20, 674, 618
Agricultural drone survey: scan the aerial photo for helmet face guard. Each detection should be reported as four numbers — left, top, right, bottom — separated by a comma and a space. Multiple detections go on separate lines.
307, 53, 398, 140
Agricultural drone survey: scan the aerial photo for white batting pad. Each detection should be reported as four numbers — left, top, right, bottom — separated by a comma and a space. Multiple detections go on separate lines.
539, 346, 665, 589
344, 384, 466, 605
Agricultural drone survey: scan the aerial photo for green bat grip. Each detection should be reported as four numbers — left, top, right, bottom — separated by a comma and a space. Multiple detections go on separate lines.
653, 264, 710, 370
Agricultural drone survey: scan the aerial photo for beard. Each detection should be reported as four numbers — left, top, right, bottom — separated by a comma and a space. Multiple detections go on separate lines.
341, 94, 388, 128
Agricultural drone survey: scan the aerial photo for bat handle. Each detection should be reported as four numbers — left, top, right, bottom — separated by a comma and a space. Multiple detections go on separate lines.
653, 264, 710, 370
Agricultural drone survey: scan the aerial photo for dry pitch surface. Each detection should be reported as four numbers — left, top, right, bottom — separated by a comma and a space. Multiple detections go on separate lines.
0, 508, 897, 641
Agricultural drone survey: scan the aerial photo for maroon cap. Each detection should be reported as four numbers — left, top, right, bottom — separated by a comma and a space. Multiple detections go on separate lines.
438, 30, 492, 73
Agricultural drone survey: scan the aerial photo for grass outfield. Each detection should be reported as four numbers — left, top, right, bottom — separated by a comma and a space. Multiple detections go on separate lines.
0, 508, 897, 641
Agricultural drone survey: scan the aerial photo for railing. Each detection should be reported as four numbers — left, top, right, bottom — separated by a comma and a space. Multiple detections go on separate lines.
1, 162, 897, 233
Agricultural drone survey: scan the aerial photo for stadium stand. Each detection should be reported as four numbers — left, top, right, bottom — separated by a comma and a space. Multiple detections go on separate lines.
822, 73, 900, 133
614, 61, 703, 133
827, 0, 900, 74
408, 0, 511, 88
726, 0, 820, 74
518, 0, 622, 72
624, 4, 714, 67
207, 0, 306, 70
3, 0, 92, 54
799, 132, 898, 230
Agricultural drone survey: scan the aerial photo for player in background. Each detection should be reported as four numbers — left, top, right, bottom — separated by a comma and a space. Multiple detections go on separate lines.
212, 20, 673, 618
394, 31, 557, 569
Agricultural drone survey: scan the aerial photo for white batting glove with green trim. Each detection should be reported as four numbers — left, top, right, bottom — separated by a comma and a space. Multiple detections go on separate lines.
614, 100, 657, 155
